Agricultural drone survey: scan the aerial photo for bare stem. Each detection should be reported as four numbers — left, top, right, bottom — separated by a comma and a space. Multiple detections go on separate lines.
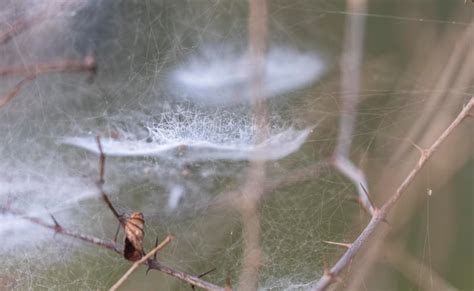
96, 136, 122, 221
237, 1, 268, 290
0, 207, 121, 253
312, 97, 473, 291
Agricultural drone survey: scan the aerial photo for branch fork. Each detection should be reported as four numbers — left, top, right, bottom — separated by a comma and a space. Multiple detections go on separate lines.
313, 97, 473, 291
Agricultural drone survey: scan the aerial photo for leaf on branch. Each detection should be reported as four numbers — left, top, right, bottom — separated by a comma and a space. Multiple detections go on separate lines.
123, 212, 145, 262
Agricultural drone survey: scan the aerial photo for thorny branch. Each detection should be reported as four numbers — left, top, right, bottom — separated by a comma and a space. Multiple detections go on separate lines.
312, 97, 473, 291
96, 136, 225, 289
0, 206, 121, 253
2, 2, 468, 290
1, 137, 226, 291
1, 206, 225, 290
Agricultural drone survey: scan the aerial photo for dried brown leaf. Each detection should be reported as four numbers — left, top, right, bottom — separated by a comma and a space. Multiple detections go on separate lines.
123, 212, 145, 262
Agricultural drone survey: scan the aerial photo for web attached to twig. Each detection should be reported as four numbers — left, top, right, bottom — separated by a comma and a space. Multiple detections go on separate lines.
0, 1, 472, 290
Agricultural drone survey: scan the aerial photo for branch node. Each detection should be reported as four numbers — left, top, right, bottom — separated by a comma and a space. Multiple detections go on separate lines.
322, 257, 341, 284
407, 139, 429, 165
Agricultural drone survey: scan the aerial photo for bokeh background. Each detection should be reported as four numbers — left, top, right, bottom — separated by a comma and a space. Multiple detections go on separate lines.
0, 1, 472, 290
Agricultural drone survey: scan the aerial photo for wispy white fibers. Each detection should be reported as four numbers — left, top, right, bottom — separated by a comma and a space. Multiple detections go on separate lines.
62, 128, 311, 161
0, 160, 98, 250
170, 46, 325, 105
62, 105, 313, 162
167, 184, 185, 210
0, 0, 112, 257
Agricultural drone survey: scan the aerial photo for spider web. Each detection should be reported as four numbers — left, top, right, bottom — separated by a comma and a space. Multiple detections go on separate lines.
0, 0, 472, 290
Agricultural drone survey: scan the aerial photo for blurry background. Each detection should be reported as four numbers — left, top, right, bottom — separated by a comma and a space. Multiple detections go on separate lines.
0, 0, 472, 290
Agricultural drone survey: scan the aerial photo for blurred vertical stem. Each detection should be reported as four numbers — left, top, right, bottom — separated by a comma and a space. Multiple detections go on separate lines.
332, 0, 375, 215
334, 0, 366, 158
237, 0, 268, 290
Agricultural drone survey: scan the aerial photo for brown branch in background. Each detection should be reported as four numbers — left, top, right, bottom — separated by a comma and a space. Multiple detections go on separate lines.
236, 1, 268, 290
345, 22, 474, 290
331, 0, 374, 215
0, 2, 96, 109
312, 97, 473, 291
211, 161, 328, 211
0, 56, 96, 77
110, 235, 174, 291
0, 57, 96, 109
390, 24, 474, 164
0, 1, 82, 45
263, 160, 328, 195
0, 10, 48, 45
0, 75, 35, 108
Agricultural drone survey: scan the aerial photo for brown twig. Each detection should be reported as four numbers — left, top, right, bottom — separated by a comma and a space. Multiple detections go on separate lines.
110, 235, 174, 291
0, 206, 120, 253
312, 97, 473, 290
93, 136, 225, 289
345, 24, 474, 291
236, 1, 268, 290
147, 260, 225, 290
95, 136, 122, 221
390, 24, 474, 164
